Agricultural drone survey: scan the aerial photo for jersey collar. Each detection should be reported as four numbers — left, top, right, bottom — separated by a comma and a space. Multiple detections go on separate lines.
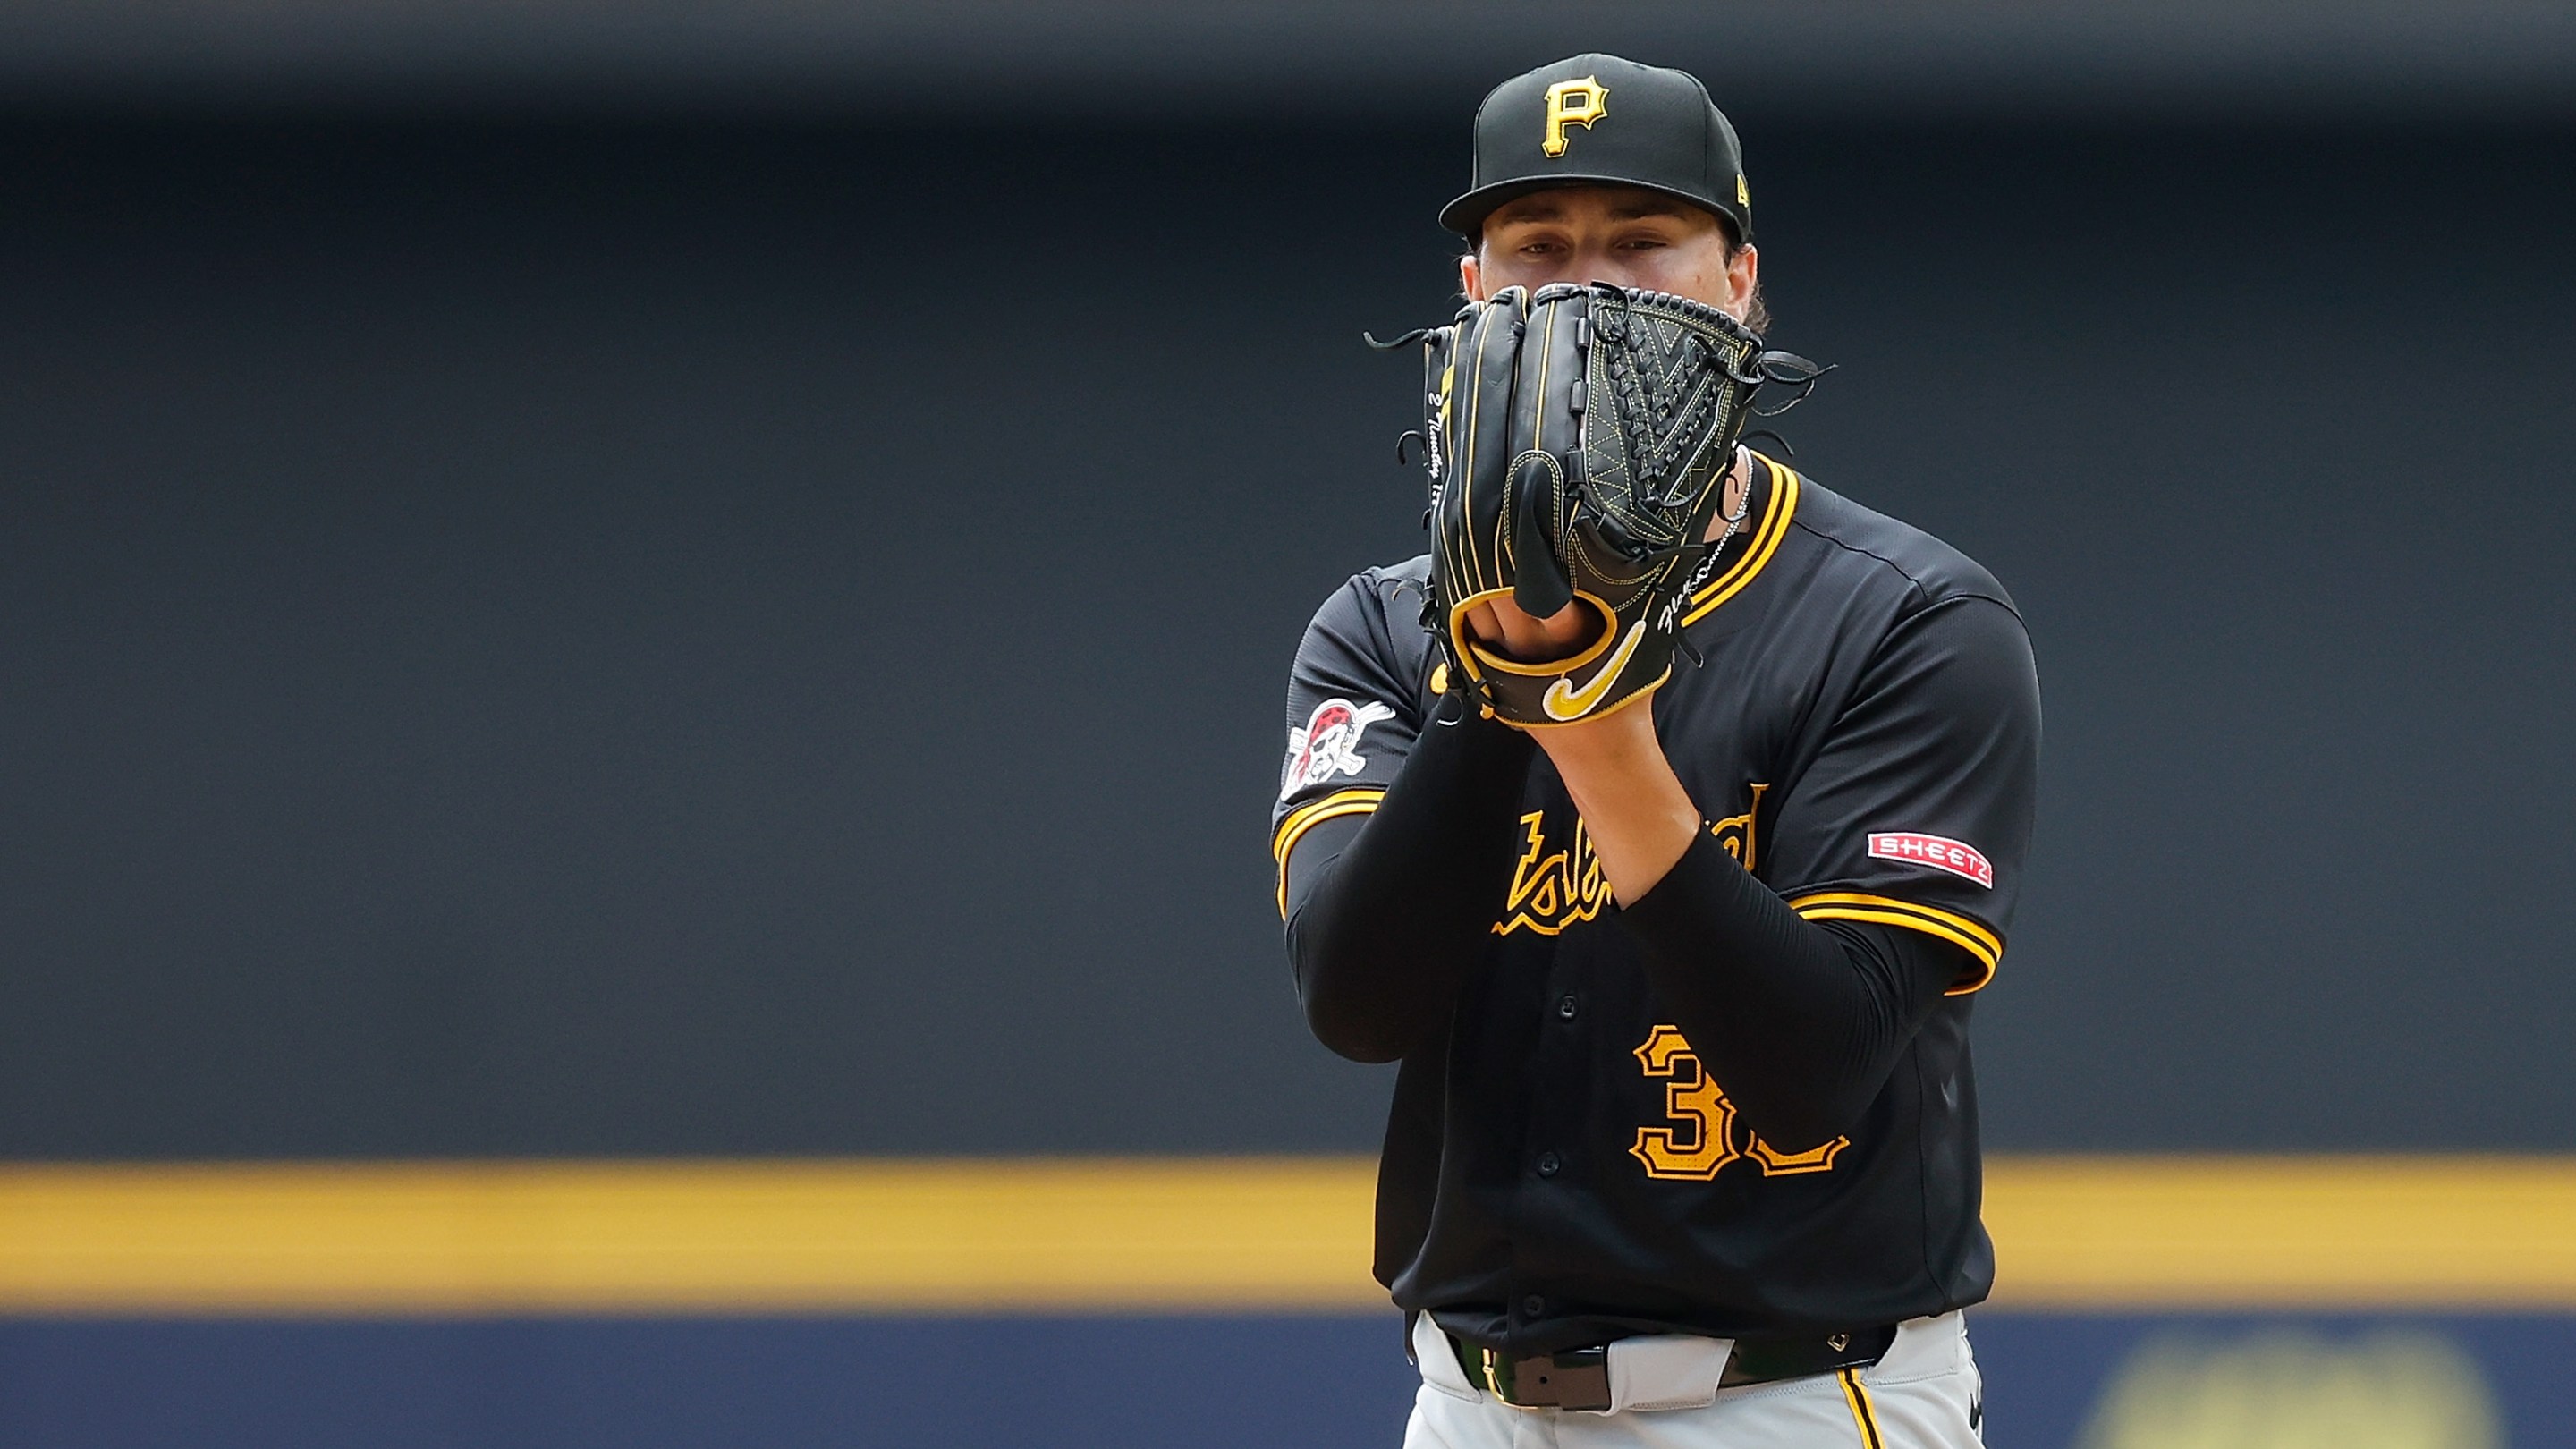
1678, 451, 1801, 630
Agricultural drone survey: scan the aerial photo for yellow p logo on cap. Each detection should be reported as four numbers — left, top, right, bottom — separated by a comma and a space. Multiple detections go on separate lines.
1541, 78, 1608, 157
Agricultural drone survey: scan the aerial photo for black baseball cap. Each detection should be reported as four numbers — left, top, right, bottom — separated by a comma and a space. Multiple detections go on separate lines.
1440, 54, 1753, 246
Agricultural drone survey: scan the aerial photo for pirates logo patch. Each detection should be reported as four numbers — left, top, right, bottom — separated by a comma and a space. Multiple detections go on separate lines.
1281, 698, 1398, 799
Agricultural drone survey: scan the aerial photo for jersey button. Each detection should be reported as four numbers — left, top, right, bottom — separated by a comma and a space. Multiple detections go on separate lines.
1536, 1152, 1562, 1177
1555, 994, 1580, 1021
1521, 1295, 1546, 1318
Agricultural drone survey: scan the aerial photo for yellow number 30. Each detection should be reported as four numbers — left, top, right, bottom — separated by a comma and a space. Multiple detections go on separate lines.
1630, 1024, 1849, 1181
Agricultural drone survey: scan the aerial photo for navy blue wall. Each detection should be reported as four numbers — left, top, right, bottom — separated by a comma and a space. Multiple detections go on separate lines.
2, 117, 2571, 1157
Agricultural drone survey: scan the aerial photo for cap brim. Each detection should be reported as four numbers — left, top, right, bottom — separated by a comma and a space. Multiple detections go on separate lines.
1438, 175, 1736, 239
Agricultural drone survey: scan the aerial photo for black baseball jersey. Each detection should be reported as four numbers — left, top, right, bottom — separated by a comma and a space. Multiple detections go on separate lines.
1271, 454, 2040, 1346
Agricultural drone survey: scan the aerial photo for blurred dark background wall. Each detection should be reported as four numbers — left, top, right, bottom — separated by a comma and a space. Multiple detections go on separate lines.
2, 4, 2572, 1159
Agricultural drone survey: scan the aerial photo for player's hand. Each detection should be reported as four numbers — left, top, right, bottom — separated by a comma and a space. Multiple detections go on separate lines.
1465, 596, 1602, 663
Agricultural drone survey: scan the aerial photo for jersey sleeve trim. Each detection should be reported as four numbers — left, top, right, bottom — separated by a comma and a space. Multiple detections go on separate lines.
1272, 787, 1385, 916
1678, 454, 1801, 627
1787, 891, 2001, 995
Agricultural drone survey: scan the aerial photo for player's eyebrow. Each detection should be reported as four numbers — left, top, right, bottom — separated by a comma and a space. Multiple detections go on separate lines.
1488, 197, 1695, 227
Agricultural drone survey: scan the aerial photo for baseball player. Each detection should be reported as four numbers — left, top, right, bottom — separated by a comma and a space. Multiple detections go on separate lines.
1271, 55, 2039, 1447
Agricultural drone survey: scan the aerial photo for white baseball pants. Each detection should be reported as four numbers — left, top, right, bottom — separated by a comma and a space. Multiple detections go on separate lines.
1403, 1311, 1984, 1449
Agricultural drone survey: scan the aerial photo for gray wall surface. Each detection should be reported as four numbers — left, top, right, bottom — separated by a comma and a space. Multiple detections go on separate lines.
6, 1, 2576, 118
2, 114, 2570, 1157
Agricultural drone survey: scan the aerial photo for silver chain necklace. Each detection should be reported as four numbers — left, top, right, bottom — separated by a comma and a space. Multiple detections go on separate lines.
1678, 448, 1755, 598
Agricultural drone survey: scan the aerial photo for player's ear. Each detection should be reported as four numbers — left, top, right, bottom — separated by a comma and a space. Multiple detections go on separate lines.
1459, 250, 1487, 302
1725, 243, 1759, 321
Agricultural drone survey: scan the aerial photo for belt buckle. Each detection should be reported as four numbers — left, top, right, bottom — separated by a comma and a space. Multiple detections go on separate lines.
1478, 1346, 1527, 1408
1479, 1343, 1612, 1412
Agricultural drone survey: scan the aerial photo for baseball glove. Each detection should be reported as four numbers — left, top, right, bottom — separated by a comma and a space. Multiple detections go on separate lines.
1391, 282, 1823, 728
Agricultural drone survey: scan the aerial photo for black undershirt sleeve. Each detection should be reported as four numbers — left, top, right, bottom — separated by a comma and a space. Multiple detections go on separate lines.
1615, 829, 1969, 1152
1282, 708, 1537, 1063
1285, 712, 1965, 1110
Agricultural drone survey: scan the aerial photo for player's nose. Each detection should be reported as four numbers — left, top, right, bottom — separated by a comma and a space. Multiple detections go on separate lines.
1574, 259, 1639, 290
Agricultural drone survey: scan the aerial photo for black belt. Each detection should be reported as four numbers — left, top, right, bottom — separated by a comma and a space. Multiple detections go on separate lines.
1448, 1324, 1896, 1411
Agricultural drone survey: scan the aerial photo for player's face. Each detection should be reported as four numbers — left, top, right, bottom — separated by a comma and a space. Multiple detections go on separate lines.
1462, 184, 1757, 320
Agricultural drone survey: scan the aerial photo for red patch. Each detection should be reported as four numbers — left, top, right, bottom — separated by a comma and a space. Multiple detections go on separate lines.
1867, 832, 1994, 889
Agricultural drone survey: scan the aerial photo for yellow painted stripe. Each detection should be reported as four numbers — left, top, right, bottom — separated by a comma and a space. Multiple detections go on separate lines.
0, 1158, 1383, 1316
1980, 1156, 2576, 1309
3, 1157, 2575, 1315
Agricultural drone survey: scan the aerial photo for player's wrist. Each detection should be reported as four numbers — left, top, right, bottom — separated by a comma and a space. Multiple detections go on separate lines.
1530, 704, 1700, 904
1524, 689, 1658, 761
